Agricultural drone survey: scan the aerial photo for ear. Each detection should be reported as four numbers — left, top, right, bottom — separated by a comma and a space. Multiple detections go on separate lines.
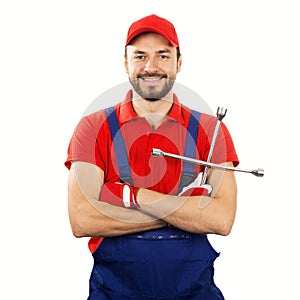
177, 54, 182, 73
124, 58, 129, 74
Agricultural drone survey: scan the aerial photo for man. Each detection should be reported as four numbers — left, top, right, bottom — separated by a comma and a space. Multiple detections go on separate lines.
65, 14, 239, 299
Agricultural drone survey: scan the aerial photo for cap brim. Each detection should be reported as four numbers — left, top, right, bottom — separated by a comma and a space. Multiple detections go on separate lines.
126, 26, 178, 48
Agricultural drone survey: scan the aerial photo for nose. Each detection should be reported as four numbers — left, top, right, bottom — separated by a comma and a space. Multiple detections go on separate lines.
144, 57, 158, 73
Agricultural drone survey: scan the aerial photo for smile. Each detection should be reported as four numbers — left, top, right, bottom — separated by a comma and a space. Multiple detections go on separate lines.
143, 77, 161, 81
140, 76, 166, 84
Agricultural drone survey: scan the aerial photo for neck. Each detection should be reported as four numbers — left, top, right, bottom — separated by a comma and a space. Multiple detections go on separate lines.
132, 89, 173, 115
131, 90, 173, 130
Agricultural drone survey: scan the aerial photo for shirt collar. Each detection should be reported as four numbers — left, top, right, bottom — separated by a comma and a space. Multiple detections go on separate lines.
118, 90, 186, 125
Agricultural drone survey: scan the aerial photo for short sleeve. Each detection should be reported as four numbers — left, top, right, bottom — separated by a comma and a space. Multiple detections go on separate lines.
64, 111, 106, 170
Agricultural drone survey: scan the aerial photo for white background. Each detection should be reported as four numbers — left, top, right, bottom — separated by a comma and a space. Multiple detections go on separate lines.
1, 0, 299, 299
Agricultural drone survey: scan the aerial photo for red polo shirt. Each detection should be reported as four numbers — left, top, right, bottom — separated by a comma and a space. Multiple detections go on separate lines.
65, 90, 239, 252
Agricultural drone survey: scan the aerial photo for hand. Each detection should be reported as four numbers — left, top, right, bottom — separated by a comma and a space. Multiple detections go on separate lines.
99, 182, 139, 208
179, 184, 211, 196
178, 172, 212, 196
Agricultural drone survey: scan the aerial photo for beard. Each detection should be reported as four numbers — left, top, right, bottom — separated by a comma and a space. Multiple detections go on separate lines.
129, 73, 176, 101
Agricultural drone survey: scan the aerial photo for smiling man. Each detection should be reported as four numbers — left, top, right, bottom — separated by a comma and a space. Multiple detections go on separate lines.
126, 32, 180, 102
65, 14, 239, 299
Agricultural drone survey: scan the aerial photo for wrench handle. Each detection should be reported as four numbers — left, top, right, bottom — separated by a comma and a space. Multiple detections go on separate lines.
201, 107, 227, 185
151, 148, 264, 177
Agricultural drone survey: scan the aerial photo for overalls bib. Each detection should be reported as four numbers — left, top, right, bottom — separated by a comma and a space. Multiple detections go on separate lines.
88, 107, 225, 300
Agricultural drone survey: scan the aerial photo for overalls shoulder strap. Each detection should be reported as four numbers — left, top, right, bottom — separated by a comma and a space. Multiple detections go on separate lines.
104, 106, 133, 185
178, 109, 201, 193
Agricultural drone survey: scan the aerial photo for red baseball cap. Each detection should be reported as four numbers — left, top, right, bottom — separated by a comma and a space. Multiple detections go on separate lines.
125, 14, 180, 49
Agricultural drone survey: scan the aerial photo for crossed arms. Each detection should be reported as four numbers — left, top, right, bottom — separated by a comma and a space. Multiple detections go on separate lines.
67, 161, 237, 238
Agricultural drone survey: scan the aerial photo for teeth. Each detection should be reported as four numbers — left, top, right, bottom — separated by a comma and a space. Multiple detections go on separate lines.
143, 77, 160, 81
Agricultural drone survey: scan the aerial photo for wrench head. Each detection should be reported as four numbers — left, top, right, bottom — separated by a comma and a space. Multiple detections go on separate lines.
252, 168, 264, 177
217, 107, 227, 121
152, 148, 164, 158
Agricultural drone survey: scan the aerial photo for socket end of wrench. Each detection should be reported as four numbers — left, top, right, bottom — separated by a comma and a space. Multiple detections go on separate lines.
152, 148, 164, 158
217, 107, 227, 121
252, 168, 264, 177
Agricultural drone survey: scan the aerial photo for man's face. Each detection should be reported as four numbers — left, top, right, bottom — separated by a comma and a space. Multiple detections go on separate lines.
125, 33, 182, 101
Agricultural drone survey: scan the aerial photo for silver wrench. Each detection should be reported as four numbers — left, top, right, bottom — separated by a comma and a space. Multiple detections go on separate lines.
151, 148, 264, 177
201, 107, 227, 185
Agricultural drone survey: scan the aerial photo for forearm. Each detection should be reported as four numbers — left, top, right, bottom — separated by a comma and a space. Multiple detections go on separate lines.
136, 168, 237, 235
68, 162, 167, 238
137, 190, 231, 235
69, 197, 167, 238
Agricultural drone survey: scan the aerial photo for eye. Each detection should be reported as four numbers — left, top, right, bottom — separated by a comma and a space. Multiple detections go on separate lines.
159, 54, 170, 60
134, 55, 145, 61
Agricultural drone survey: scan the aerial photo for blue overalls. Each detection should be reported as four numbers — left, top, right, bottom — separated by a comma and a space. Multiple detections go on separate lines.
88, 107, 225, 300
